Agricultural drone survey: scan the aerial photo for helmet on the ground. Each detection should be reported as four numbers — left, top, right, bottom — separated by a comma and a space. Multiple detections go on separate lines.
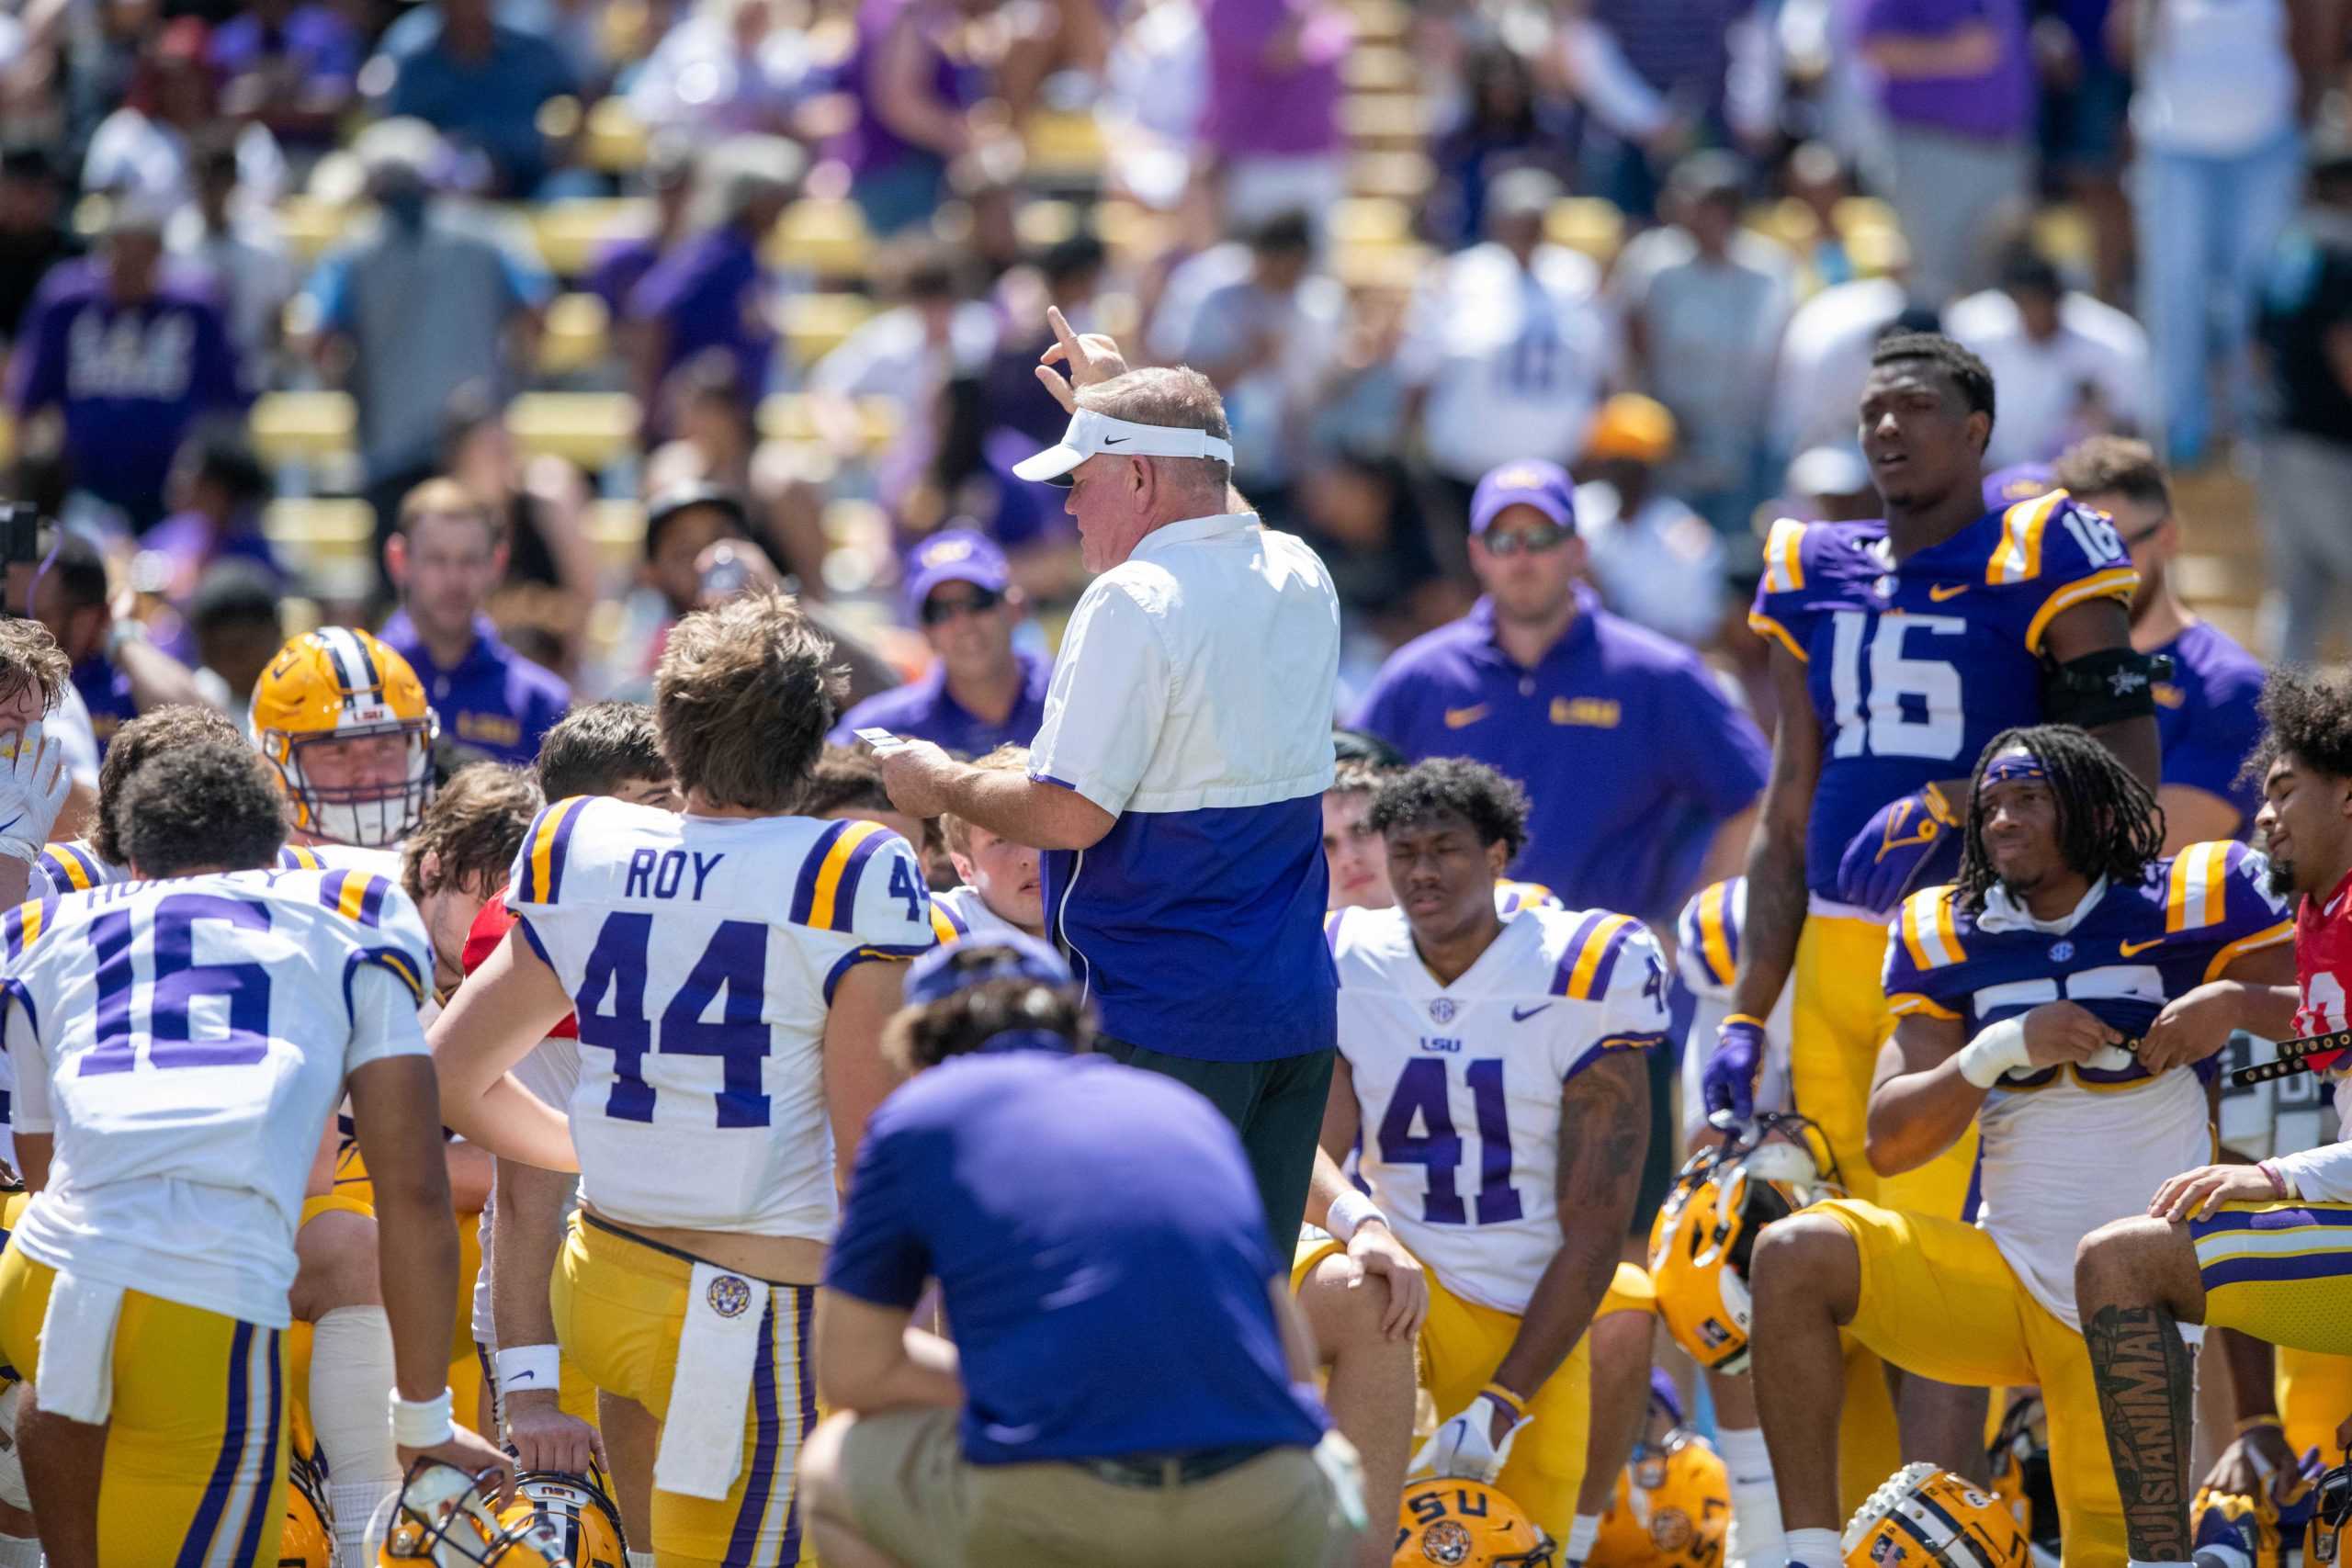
1985, 1394, 2058, 1567
1394, 1478, 1555, 1567
1592, 1371, 1730, 1567
1842, 1463, 2030, 1568
1648, 1111, 1838, 1373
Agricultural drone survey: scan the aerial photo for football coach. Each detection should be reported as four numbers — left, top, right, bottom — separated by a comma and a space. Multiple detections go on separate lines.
876, 310, 1343, 1251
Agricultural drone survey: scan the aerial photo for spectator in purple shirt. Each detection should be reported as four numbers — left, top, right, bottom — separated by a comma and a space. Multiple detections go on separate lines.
626, 136, 798, 417
209, 0, 362, 151
831, 529, 1052, 758
1196, 0, 1350, 231
8, 204, 249, 529
1351, 458, 1767, 924
143, 423, 285, 605
379, 477, 570, 766
830, 0, 996, 234
1853, 0, 2034, 306
33, 533, 211, 760
583, 138, 695, 318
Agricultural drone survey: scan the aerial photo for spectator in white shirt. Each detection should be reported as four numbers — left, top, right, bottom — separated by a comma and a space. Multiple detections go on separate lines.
1182, 209, 1345, 514
808, 236, 997, 459
1945, 248, 2152, 468
1401, 168, 1612, 532
166, 132, 295, 380
1573, 393, 1727, 647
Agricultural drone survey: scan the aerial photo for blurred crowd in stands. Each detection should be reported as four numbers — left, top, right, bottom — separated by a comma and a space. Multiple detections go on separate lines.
0, 0, 2346, 732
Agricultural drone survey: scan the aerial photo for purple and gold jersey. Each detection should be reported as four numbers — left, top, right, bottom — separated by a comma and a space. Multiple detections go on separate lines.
1748, 491, 2139, 904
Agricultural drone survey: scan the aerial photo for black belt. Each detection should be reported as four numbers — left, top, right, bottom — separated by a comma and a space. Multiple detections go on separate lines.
1078, 1442, 1273, 1488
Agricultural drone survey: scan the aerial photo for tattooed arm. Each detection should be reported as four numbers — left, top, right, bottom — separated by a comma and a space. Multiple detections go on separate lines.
1489, 1049, 1651, 1404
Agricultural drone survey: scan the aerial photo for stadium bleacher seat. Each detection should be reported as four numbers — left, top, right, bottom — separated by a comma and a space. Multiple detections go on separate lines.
768, 199, 874, 283
537, 292, 613, 377
1340, 94, 1430, 150
586, 496, 648, 578
505, 391, 642, 471
782, 292, 876, 368
585, 97, 650, 174
1342, 47, 1415, 91
1026, 112, 1108, 182
1545, 197, 1624, 265
1349, 152, 1433, 201
1330, 197, 1412, 248
533, 198, 654, 280
250, 391, 358, 468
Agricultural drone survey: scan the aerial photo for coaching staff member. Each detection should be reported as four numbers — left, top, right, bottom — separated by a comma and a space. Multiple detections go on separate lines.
878, 309, 1343, 1252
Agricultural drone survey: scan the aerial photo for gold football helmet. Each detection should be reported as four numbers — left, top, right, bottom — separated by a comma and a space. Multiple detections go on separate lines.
1393, 1479, 1555, 1567
1842, 1463, 2030, 1568
376, 1460, 570, 1566
285, 1403, 339, 1567
1648, 1111, 1839, 1373
1985, 1395, 2058, 1566
501, 1462, 627, 1568
1592, 1375, 1730, 1568
252, 627, 437, 848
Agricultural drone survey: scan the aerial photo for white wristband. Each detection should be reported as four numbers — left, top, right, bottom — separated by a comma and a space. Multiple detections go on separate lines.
1326, 1189, 1384, 1244
1956, 1016, 2031, 1089
390, 1388, 455, 1449
495, 1344, 561, 1396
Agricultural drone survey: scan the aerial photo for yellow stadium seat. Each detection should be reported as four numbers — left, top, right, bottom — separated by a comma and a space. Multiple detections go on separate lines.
1335, 244, 1427, 291
1095, 200, 1174, 261
756, 392, 903, 453
1546, 197, 1624, 265
263, 498, 375, 568
278, 197, 353, 266
1340, 94, 1430, 149
250, 392, 357, 468
505, 392, 642, 470
537, 292, 613, 377
768, 198, 874, 281
1830, 195, 1901, 243
585, 97, 650, 174
586, 497, 648, 577
1342, 47, 1414, 91
1016, 200, 1082, 250
1349, 152, 1432, 200
0, 410, 15, 467
533, 198, 654, 278
1329, 197, 1412, 247
782, 292, 876, 367
1349, 0, 1408, 40
1025, 111, 1107, 180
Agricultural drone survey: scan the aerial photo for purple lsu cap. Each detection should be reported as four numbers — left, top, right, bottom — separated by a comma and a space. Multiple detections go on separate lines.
1982, 463, 2056, 512
902, 528, 1011, 622
1470, 460, 1576, 535
903, 932, 1073, 1009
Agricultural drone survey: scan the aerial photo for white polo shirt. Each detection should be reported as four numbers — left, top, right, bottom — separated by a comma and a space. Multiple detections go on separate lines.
1029, 512, 1341, 1060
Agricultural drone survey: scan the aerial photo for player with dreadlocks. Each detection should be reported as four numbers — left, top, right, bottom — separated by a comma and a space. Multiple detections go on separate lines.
1739, 724, 2294, 1568
2074, 666, 2352, 1568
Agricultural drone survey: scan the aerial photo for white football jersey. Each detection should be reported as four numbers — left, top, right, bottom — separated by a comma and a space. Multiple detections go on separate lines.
930, 884, 1029, 944
1673, 877, 1794, 1143
277, 841, 405, 877
29, 840, 126, 898
1331, 902, 1669, 1314
505, 797, 936, 1239
5, 867, 431, 1326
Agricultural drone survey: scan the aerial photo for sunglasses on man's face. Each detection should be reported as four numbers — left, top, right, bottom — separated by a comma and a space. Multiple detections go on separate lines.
922, 586, 1002, 626
1480, 523, 1571, 557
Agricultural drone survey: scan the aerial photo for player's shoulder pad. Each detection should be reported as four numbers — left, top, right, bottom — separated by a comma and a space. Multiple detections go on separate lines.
506, 795, 612, 911
788, 817, 934, 949
35, 840, 112, 895
2158, 840, 2292, 936
1749, 516, 1824, 661
1675, 877, 1742, 996
1496, 878, 1560, 919
328, 875, 432, 1009
931, 896, 970, 945
1987, 490, 2138, 628
1891, 884, 1970, 974
1545, 908, 1662, 1004
0, 896, 60, 962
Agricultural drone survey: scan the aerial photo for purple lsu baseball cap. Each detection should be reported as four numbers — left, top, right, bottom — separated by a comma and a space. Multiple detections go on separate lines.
903, 933, 1073, 1009
1470, 460, 1576, 535
1981, 463, 2056, 512
902, 528, 1011, 622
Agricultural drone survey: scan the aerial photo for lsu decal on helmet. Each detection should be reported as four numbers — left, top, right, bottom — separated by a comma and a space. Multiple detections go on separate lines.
285, 1403, 340, 1568
375, 1460, 571, 1566
502, 1461, 628, 1568
1842, 1463, 2030, 1568
1985, 1395, 2057, 1567
1648, 1111, 1838, 1373
1593, 1371, 1730, 1568
253, 627, 438, 849
1393, 1479, 1555, 1567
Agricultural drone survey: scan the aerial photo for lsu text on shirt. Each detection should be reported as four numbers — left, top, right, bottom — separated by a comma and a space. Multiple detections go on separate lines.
1749, 491, 2139, 909
1329, 902, 1669, 1314
1881, 842, 2291, 1325
3, 867, 432, 1327
504, 796, 935, 1238
1029, 513, 1340, 1062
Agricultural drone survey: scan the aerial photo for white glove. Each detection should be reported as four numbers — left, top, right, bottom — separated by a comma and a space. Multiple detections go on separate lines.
1411, 1389, 1532, 1483
0, 722, 70, 864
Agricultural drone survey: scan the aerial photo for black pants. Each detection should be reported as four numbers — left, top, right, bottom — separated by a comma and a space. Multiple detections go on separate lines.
1100, 1041, 1336, 1258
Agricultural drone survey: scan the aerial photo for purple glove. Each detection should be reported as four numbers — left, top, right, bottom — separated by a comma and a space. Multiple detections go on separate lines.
1703, 1014, 1768, 1125
1836, 784, 1962, 918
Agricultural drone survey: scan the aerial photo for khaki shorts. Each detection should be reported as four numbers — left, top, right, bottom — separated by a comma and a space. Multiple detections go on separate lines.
841, 1409, 1365, 1568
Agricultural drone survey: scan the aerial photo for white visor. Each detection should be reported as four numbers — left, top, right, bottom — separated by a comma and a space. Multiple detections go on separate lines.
1012, 408, 1236, 486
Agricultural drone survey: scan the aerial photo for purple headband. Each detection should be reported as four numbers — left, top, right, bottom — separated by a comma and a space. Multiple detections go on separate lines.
1980, 752, 2048, 788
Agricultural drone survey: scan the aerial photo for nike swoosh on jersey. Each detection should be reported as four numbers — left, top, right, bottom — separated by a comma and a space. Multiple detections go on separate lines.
1510, 1003, 1553, 1021
2119, 937, 2165, 956
1445, 705, 1490, 729
1928, 583, 1969, 602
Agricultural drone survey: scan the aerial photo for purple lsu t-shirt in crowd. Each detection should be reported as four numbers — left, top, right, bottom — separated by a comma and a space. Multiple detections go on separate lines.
830, 0, 989, 175
2154, 616, 2266, 834
830, 647, 1052, 759
826, 1051, 1330, 1465
1853, 0, 2033, 139
1197, 0, 1349, 158
377, 610, 570, 766
1352, 586, 1770, 924
627, 226, 775, 400
8, 262, 248, 519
